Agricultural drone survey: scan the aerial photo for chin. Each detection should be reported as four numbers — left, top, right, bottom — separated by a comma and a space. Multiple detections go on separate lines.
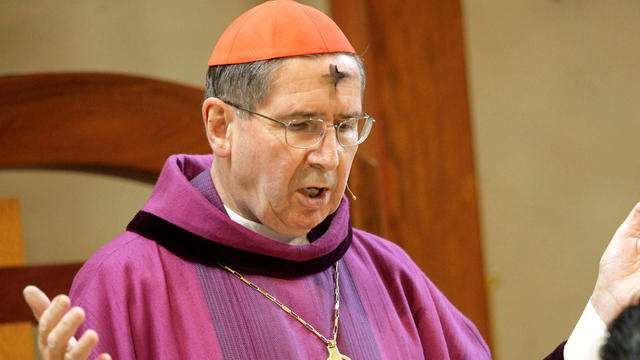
285, 212, 328, 234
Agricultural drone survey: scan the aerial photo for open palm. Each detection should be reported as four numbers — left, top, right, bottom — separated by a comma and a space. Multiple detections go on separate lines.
592, 202, 640, 325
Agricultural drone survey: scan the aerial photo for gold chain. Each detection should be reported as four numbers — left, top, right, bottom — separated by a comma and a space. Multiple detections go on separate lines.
217, 262, 341, 346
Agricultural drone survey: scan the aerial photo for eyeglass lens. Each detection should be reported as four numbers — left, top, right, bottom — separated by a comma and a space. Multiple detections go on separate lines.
285, 117, 372, 148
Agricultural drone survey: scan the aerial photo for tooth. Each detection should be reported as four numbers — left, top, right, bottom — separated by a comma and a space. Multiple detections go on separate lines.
304, 188, 320, 197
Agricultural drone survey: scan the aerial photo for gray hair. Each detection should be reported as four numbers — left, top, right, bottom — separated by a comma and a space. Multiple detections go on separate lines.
205, 53, 366, 112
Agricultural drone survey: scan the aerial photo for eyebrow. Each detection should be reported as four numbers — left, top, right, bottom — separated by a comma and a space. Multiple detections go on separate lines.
336, 111, 364, 119
279, 110, 364, 120
279, 110, 325, 119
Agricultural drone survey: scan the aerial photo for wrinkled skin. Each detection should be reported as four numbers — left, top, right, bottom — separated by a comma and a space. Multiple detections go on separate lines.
204, 54, 361, 237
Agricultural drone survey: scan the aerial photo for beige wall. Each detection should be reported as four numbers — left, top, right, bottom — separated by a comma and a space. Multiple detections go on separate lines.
462, 0, 640, 358
2, 1, 640, 359
1, 0, 325, 88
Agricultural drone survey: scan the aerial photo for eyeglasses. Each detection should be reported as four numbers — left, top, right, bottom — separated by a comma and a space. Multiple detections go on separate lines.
222, 100, 375, 149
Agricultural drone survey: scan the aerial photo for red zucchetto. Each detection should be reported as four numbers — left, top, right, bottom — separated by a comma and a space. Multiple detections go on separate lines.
208, 0, 356, 66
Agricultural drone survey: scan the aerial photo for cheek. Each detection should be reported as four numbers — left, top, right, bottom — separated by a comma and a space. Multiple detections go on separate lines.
332, 149, 357, 202
257, 145, 303, 197
338, 148, 357, 177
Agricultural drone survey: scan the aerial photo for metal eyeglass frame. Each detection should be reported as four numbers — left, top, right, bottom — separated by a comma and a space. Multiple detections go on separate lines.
222, 99, 375, 149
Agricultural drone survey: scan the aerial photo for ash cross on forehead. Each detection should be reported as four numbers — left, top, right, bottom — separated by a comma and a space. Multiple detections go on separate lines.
325, 64, 351, 89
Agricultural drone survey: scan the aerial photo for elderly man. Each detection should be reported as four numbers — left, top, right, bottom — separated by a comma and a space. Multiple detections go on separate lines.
23, 1, 640, 359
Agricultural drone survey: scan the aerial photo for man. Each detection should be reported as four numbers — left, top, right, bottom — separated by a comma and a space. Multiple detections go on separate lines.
23, 1, 640, 359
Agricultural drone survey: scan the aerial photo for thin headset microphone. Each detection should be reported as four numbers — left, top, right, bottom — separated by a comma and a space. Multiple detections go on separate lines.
345, 183, 357, 200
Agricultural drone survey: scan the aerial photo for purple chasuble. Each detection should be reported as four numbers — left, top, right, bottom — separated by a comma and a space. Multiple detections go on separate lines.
544, 341, 566, 360
70, 154, 491, 359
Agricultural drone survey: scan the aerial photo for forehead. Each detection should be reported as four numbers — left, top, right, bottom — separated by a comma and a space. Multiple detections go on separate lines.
265, 54, 362, 103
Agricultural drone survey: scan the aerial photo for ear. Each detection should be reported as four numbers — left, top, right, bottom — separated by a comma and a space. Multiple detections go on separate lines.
202, 97, 233, 157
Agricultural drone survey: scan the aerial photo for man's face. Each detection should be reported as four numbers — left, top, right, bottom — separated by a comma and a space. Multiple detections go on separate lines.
226, 54, 361, 236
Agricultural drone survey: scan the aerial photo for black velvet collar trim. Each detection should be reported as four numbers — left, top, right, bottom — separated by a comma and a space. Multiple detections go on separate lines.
126, 211, 352, 277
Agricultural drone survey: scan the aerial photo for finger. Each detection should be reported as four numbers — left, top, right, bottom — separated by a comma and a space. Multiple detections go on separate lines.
38, 295, 71, 351
47, 306, 85, 358
23, 285, 51, 321
97, 354, 112, 360
66, 329, 98, 360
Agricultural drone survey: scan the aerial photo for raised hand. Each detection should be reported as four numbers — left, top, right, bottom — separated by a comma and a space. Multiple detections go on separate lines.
592, 202, 640, 325
23, 285, 111, 360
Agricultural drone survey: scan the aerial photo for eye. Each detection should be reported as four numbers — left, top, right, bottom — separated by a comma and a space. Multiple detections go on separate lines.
288, 119, 322, 133
338, 118, 358, 132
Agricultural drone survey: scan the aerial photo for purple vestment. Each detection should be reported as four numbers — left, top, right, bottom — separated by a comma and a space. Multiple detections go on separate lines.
70, 154, 491, 359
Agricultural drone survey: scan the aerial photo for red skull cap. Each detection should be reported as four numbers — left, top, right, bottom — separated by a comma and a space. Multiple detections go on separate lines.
208, 0, 356, 66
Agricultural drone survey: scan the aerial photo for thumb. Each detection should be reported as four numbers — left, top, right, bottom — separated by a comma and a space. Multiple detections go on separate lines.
614, 201, 640, 238
22, 285, 51, 321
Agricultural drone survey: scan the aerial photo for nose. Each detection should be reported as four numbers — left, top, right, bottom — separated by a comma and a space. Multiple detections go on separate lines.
307, 127, 340, 170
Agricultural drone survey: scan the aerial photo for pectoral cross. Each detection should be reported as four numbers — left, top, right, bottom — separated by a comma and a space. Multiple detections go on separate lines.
326, 340, 351, 360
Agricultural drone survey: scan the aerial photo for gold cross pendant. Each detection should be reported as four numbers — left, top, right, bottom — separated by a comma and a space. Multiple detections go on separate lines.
326, 340, 351, 360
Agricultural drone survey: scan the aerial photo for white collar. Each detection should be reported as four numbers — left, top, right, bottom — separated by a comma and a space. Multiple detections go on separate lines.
224, 205, 309, 245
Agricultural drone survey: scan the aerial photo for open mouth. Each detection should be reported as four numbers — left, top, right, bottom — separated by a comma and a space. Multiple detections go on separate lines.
301, 187, 325, 198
